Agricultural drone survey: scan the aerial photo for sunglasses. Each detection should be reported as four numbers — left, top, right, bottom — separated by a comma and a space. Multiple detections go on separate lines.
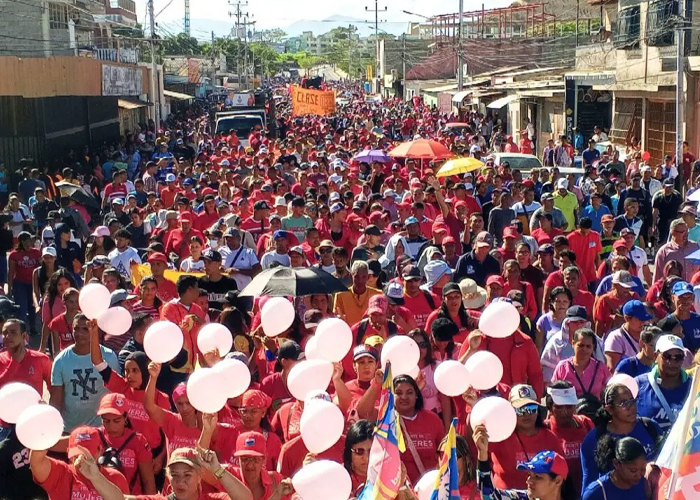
515, 404, 539, 416
662, 353, 684, 362
613, 398, 637, 409
351, 447, 371, 456
319, 248, 333, 254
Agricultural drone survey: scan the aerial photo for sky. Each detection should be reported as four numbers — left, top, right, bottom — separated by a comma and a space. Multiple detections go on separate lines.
136, 0, 512, 37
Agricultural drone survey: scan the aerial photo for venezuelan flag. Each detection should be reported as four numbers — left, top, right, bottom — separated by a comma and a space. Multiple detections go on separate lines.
430, 419, 460, 500
358, 363, 406, 500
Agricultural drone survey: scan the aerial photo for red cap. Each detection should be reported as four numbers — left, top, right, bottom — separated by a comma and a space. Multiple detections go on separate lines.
368, 212, 383, 224
454, 200, 468, 210
148, 252, 168, 264
432, 224, 449, 235
201, 187, 216, 197
486, 275, 506, 287
346, 213, 364, 225
503, 226, 518, 239
241, 390, 272, 410
613, 239, 627, 250
443, 236, 456, 244
234, 431, 267, 457
179, 212, 194, 223
68, 426, 101, 459
522, 180, 535, 188
368, 295, 389, 315
97, 393, 128, 417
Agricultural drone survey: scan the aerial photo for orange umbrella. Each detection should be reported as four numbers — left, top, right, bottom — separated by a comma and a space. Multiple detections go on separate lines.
387, 139, 454, 160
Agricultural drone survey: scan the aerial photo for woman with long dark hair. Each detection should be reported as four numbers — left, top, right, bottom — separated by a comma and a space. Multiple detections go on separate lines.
39, 268, 77, 353
407, 329, 451, 427
584, 436, 651, 499
131, 275, 163, 320
536, 287, 572, 352
425, 282, 478, 345
439, 433, 481, 499
343, 419, 374, 494
32, 246, 60, 312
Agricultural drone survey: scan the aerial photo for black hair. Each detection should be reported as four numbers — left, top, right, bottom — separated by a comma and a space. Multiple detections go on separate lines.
114, 229, 131, 241
46, 269, 78, 310
176, 275, 199, 296
558, 249, 576, 262
3, 318, 27, 334
343, 420, 375, 474
563, 265, 580, 278
439, 433, 475, 486
640, 325, 662, 345
545, 380, 575, 411
138, 275, 163, 309
595, 383, 634, 426
548, 286, 572, 311
102, 268, 128, 290
595, 436, 646, 474
131, 312, 152, 332
393, 374, 424, 412
332, 246, 349, 259
572, 327, 597, 355
408, 329, 435, 366
430, 316, 459, 359
553, 236, 569, 248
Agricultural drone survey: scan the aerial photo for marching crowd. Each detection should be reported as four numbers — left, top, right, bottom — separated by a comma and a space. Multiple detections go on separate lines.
1, 84, 700, 500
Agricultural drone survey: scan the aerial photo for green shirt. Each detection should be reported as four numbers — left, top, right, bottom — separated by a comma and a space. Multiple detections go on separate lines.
281, 215, 313, 242
553, 192, 578, 231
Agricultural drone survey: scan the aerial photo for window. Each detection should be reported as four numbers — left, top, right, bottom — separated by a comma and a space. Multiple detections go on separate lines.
646, 0, 678, 46
614, 6, 641, 48
49, 2, 68, 29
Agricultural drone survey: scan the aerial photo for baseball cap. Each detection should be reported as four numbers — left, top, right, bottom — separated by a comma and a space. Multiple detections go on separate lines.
179, 212, 194, 223
541, 192, 554, 201
234, 431, 267, 457
275, 196, 287, 207
565, 305, 589, 322
253, 200, 271, 211
330, 202, 345, 214
655, 334, 685, 353
404, 216, 419, 226
620, 227, 634, 237
148, 252, 168, 264
353, 344, 378, 362
422, 260, 453, 291
556, 179, 568, 189
165, 173, 177, 183
67, 426, 101, 459
442, 282, 462, 297
547, 386, 579, 406
202, 249, 222, 262
601, 214, 615, 223
622, 299, 653, 321
612, 239, 627, 251
402, 265, 422, 281
384, 281, 405, 306
111, 198, 124, 206
663, 177, 675, 186
272, 230, 289, 240
486, 275, 505, 287
97, 392, 128, 417
612, 270, 635, 288
365, 335, 385, 347
91, 226, 110, 238
537, 243, 554, 254
277, 341, 305, 361
474, 231, 494, 248
42, 246, 57, 258
503, 226, 518, 239
167, 448, 200, 469
110, 289, 136, 306
509, 384, 539, 408
672, 281, 694, 296
516, 451, 569, 480
367, 295, 389, 315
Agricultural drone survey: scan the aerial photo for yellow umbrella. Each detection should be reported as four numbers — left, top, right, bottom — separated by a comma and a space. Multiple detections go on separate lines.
436, 157, 485, 177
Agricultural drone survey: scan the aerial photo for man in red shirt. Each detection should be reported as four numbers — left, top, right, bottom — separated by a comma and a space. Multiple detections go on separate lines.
260, 341, 303, 412
102, 169, 129, 210
401, 265, 438, 329
30, 425, 130, 500
0, 318, 51, 394
165, 212, 204, 261
240, 201, 271, 243
134, 252, 178, 303
196, 194, 220, 232
593, 270, 638, 336
566, 217, 602, 285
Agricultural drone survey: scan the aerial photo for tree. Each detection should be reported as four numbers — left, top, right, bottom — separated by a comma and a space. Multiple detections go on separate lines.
249, 41, 281, 78
160, 33, 202, 56
258, 29, 287, 44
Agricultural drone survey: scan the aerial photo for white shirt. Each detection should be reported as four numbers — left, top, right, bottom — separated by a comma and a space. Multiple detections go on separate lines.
628, 246, 649, 282
260, 251, 290, 270
108, 247, 141, 279
179, 258, 205, 273
224, 245, 260, 289
512, 201, 541, 219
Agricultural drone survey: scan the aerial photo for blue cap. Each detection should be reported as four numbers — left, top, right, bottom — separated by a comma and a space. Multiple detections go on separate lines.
672, 281, 694, 297
404, 216, 419, 226
516, 451, 569, 479
272, 230, 289, 240
621, 299, 653, 321
183, 178, 194, 186
330, 202, 345, 214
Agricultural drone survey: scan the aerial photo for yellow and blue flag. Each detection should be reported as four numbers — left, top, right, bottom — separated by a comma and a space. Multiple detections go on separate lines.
430, 418, 460, 500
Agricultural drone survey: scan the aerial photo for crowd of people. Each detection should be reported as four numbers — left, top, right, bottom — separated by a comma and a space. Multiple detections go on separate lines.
1, 84, 699, 500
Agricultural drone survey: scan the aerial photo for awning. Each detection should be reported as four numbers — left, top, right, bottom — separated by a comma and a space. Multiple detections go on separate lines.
164, 89, 195, 100
487, 94, 519, 109
118, 98, 150, 110
452, 90, 473, 103
689, 56, 700, 72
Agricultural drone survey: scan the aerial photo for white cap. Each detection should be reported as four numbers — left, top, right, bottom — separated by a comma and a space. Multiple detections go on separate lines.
547, 386, 578, 406
42, 246, 57, 257
329, 174, 342, 184
640, 165, 651, 173
275, 196, 287, 207
656, 334, 684, 353
165, 173, 176, 182
556, 178, 568, 189
464, 183, 474, 191
469, 144, 481, 153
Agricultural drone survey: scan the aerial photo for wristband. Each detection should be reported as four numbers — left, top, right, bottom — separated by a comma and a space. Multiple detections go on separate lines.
214, 466, 226, 479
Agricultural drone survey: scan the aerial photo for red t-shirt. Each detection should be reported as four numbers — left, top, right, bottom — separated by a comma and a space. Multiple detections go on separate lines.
0, 349, 51, 395
47, 313, 74, 352
277, 434, 345, 478
544, 269, 588, 290
402, 291, 439, 329
400, 410, 446, 483
270, 401, 302, 443
490, 428, 565, 489
162, 411, 238, 460
165, 228, 205, 260
159, 186, 179, 208
224, 468, 291, 500
531, 227, 563, 246
101, 430, 152, 493
134, 277, 178, 304
104, 182, 128, 204
261, 372, 293, 413
572, 290, 595, 319
9, 248, 41, 283
222, 428, 282, 472
137, 494, 229, 500
545, 415, 594, 495
36, 458, 129, 500
567, 231, 602, 282
240, 217, 270, 243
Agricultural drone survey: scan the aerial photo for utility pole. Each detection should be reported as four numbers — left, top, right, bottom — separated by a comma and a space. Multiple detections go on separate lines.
402, 33, 406, 100
148, 0, 160, 128
675, 5, 686, 190
366, 0, 387, 93
575, 0, 579, 47
458, 0, 464, 91
228, 1, 248, 90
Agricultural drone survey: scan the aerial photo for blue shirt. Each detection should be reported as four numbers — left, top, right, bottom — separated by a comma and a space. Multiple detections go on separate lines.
580, 204, 611, 232
582, 148, 600, 166
580, 418, 661, 490
634, 372, 691, 431
582, 472, 647, 500
595, 274, 646, 297
615, 356, 652, 378
673, 312, 700, 352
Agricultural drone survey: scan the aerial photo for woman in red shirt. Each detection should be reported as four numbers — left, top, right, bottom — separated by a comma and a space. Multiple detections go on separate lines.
425, 282, 478, 345
229, 390, 282, 471
342, 419, 374, 495
394, 374, 446, 483
96, 392, 157, 494
47, 287, 80, 351
8, 231, 41, 329
502, 260, 538, 321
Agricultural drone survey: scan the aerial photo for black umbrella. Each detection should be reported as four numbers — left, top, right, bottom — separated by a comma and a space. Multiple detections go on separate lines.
239, 267, 348, 297
55, 181, 100, 210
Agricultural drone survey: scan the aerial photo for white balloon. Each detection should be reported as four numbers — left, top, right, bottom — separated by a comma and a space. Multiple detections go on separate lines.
292, 460, 352, 500
304, 336, 323, 360
464, 351, 504, 390
287, 359, 334, 401
414, 470, 439, 500
144, 321, 184, 363
479, 301, 520, 338
197, 323, 233, 357
406, 365, 420, 379
78, 283, 112, 320
300, 400, 344, 453
315, 318, 353, 362
434, 360, 471, 396
97, 307, 133, 337
381, 336, 420, 376
261, 297, 295, 337
607, 373, 639, 398
212, 358, 251, 398
186, 368, 228, 413
0, 383, 41, 424
470, 397, 517, 442
16, 405, 64, 451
